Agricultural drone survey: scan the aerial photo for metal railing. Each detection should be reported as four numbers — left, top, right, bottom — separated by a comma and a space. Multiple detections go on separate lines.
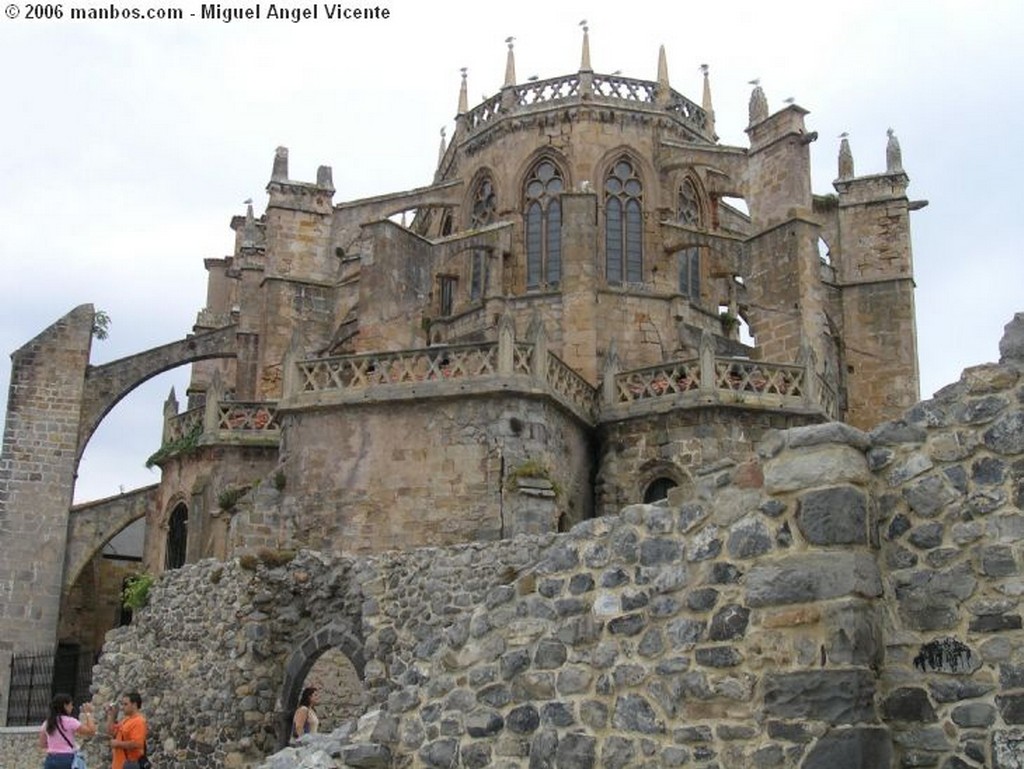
6, 646, 94, 726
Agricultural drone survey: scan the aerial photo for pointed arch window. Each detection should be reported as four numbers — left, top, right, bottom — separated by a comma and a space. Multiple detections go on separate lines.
605, 158, 643, 285
524, 160, 563, 290
166, 503, 188, 570
471, 175, 497, 228
678, 178, 702, 228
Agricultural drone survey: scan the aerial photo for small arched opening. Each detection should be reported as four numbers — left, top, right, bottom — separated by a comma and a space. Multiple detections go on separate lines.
643, 477, 678, 504
165, 503, 188, 570
277, 623, 365, 748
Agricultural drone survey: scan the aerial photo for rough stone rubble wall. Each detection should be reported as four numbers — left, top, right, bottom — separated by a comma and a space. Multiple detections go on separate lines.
49, 315, 1024, 769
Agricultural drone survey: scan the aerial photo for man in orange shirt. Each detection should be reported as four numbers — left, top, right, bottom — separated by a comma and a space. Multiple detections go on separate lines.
104, 691, 148, 769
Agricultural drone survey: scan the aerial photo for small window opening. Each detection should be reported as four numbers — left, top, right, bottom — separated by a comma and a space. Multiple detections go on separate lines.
644, 477, 678, 504
439, 276, 457, 317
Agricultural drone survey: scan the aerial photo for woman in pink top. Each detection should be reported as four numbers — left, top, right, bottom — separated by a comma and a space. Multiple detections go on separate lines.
38, 693, 96, 769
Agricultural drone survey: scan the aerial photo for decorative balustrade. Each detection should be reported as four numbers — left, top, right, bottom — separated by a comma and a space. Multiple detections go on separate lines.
615, 360, 701, 403
297, 343, 500, 393
665, 92, 708, 132
818, 375, 839, 420
546, 353, 598, 420
165, 407, 203, 442
465, 93, 505, 132
591, 73, 657, 103
513, 343, 533, 376
515, 75, 580, 106
713, 357, 805, 398
462, 73, 708, 137
217, 402, 279, 432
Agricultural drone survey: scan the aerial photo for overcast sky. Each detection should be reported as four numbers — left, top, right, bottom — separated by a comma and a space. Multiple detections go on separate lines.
1, 0, 1021, 503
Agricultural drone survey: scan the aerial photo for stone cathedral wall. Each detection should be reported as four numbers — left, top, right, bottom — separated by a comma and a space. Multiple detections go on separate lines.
4, 314, 1019, 769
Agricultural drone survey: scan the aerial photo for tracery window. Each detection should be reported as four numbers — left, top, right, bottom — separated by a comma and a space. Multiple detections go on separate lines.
605, 158, 643, 285
678, 178, 701, 227
524, 160, 563, 290
471, 176, 497, 228
166, 503, 188, 570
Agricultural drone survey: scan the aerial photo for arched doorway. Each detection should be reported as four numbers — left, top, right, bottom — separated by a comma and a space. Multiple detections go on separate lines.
165, 503, 188, 569
278, 623, 365, 747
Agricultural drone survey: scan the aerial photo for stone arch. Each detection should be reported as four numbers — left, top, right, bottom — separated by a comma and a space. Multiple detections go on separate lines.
276, 621, 365, 747
76, 324, 241, 462
63, 484, 159, 593
636, 459, 692, 505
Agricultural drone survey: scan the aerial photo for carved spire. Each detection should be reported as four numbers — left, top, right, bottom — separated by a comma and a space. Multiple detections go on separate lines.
163, 386, 179, 418
271, 146, 288, 182
579, 20, 592, 72
886, 128, 903, 173
838, 133, 854, 179
657, 45, 669, 88
747, 80, 768, 126
457, 67, 468, 115
242, 198, 257, 249
700, 63, 716, 136
437, 127, 447, 167
504, 36, 516, 87
655, 45, 670, 106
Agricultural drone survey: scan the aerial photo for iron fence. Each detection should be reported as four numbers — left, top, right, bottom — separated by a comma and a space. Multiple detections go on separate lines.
6, 644, 95, 726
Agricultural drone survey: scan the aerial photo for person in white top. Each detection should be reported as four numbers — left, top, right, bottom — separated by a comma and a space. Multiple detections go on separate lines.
292, 686, 320, 740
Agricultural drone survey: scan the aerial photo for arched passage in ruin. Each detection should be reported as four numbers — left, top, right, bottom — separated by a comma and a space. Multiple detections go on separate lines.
277, 621, 366, 748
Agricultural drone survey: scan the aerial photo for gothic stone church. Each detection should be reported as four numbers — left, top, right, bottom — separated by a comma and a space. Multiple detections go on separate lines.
0, 33, 923, 722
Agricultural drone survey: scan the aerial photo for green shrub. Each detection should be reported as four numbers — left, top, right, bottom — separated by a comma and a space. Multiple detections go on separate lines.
122, 573, 154, 611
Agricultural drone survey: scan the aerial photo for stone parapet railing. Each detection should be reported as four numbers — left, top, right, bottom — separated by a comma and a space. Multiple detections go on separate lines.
463, 72, 709, 139
164, 405, 203, 443
284, 327, 835, 425
157, 395, 280, 462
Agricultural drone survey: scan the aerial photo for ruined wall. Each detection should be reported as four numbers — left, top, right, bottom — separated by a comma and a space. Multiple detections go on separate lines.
7, 315, 1018, 769
596, 406, 821, 517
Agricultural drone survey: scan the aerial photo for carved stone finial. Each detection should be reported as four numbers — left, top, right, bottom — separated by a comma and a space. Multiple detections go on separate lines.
437, 127, 447, 167
579, 20, 592, 72
243, 200, 257, 249
657, 45, 669, 88
504, 36, 516, 87
838, 133, 854, 180
748, 82, 768, 126
457, 67, 469, 115
886, 127, 903, 173
316, 165, 334, 190
271, 146, 288, 182
701, 64, 715, 135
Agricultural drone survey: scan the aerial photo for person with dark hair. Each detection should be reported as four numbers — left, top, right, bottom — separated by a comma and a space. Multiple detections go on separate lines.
292, 686, 320, 740
104, 691, 147, 769
38, 693, 96, 768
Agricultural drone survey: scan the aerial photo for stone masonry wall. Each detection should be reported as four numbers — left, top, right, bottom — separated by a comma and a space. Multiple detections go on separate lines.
0, 304, 94, 723
8, 313, 1019, 769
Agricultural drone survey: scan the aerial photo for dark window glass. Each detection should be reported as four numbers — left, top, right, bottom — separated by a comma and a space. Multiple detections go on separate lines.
166, 503, 188, 570
643, 477, 678, 503
679, 247, 701, 300
439, 276, 456, 316
524, 160, 564, 290
605, 158, 643, 285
